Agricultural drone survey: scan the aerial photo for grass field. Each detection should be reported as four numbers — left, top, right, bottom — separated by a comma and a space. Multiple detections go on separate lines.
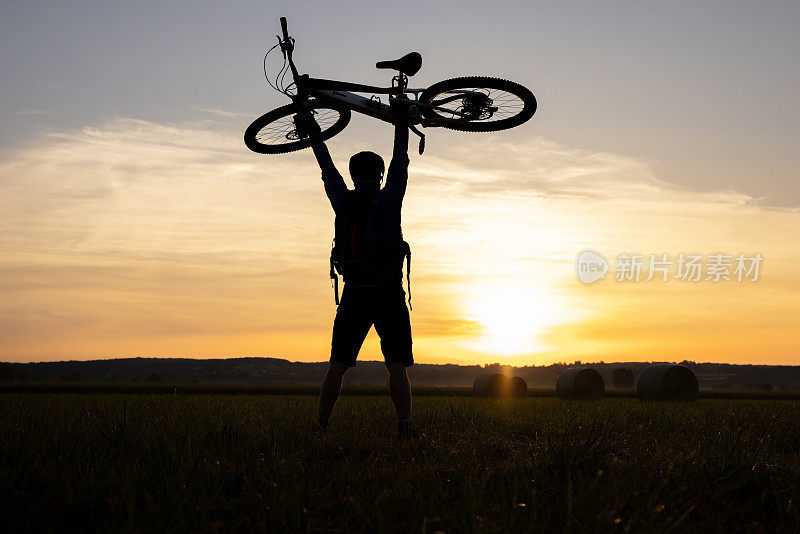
2, 393, 799, 533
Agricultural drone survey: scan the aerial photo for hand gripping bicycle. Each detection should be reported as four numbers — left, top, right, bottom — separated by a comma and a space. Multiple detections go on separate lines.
244, 17, 537, 155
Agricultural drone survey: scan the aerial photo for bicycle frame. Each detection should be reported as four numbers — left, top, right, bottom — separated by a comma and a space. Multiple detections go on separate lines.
246, 17, 536, 155
303, 77, 425, 124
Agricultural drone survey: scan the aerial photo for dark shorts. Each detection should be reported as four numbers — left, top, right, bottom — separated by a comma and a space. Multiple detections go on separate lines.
330, 284, 413, 368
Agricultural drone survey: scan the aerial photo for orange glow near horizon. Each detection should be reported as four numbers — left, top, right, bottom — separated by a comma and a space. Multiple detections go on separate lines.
1, 120, 799, 366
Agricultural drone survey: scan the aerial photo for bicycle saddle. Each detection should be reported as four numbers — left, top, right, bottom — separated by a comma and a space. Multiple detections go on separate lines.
375, 52, 422, 76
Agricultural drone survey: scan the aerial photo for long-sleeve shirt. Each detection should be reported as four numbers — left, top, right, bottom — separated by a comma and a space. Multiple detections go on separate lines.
311, 124, 410, 285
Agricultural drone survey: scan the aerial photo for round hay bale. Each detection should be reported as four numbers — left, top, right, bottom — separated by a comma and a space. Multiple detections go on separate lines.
510, 376, 527, 398
637, 364, 698, 401
556, 367, 604, 400
473, 373, 511, 397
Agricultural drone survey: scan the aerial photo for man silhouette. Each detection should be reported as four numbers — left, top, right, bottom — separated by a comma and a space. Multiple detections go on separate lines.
299, 108, 415, 439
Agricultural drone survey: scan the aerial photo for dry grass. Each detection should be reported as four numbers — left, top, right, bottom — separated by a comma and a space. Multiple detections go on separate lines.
1, 393, 799, 532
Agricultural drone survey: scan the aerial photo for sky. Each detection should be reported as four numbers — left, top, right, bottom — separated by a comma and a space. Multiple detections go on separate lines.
1, 1, 798, 365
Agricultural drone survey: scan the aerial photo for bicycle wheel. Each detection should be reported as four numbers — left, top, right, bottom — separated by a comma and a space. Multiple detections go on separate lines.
244, 99, 351, 154
419, 76, 536, 132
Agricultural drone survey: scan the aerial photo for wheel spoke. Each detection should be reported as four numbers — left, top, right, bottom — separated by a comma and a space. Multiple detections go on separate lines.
254, 105, 343, 146
418, 78, 535, 132
429, 87, 526, 123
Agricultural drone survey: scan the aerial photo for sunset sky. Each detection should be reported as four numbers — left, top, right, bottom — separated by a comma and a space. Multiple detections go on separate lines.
1, 1, 798, 365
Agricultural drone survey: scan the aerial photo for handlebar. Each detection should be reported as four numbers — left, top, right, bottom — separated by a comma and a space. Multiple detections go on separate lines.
280, 17, 289, 42
279, 16, 294, 55
277, 17, 302, 93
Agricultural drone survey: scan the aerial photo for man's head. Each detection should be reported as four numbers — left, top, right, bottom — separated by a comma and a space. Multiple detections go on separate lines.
349, 151, 384, 192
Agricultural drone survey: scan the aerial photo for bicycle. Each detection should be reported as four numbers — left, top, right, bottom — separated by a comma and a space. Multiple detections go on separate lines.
244, 17, 537, 155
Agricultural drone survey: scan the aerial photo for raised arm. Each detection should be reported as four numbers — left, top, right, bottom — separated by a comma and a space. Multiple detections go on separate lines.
311, 137, 349, 212
383, 119, 410, 205
299, 113, 349, 212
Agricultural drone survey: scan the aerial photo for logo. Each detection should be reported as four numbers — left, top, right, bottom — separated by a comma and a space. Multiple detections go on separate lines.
576, 249, 609, 284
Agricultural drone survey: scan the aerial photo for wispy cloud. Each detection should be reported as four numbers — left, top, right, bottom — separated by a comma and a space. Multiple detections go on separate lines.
194, 108, 253, 120
1, 118, 798, 364
408, 134, 762, 206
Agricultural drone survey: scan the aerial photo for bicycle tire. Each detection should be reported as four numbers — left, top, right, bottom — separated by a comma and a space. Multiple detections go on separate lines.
244, 99, 351, 154
419, 76, 536, 132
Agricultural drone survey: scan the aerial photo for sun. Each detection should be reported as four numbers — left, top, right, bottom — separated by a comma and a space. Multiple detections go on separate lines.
463, 283, 568, 357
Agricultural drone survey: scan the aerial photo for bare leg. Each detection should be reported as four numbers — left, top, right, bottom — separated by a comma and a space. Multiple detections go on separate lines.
388, 362, 412, 423
318, 362, 348, 428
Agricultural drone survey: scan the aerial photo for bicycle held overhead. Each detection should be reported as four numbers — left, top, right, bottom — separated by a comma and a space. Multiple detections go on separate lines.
244, 17, 537, 155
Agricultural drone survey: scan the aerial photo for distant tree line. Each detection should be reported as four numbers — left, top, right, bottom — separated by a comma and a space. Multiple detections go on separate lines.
2, 358, 800, 390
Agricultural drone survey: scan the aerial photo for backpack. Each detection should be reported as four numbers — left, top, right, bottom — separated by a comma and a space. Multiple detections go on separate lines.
329, 195, 412, 309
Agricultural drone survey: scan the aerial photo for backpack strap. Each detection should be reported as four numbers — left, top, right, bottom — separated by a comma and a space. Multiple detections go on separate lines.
330, 240, 340, 306
406, 250, 411, 311
402, 240, 412, 311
